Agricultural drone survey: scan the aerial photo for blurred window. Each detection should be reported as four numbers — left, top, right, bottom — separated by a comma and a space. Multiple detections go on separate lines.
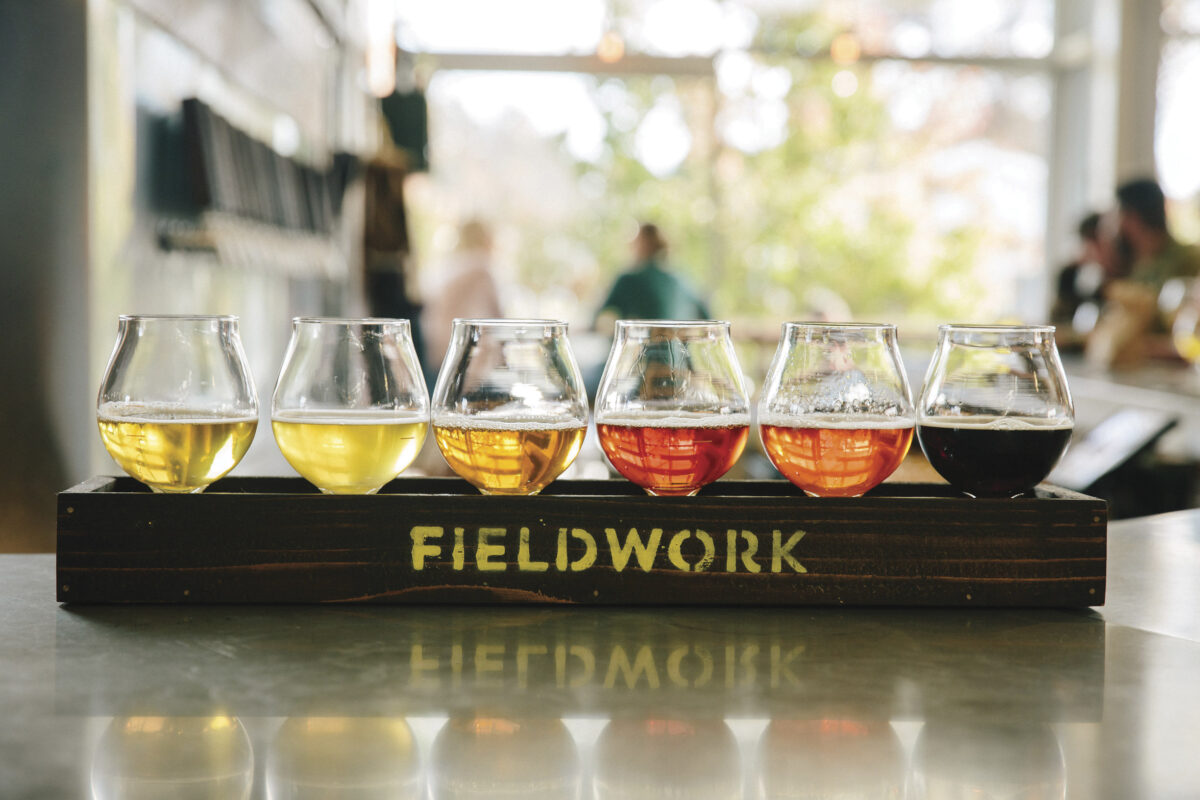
400, 1, 1059, 331
1158, 0, 1200, 242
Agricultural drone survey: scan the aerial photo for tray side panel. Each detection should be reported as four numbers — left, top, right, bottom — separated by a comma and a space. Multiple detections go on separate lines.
57, 484, 1107, 607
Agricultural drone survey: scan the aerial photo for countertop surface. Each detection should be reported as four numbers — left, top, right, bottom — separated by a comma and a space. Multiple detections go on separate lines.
6, 509, 1200, 798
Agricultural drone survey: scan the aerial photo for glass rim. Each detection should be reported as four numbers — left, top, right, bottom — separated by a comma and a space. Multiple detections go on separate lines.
939, 323, 1056, 334
615, 319, 730, 328
783, 321, 895, 331
293, 316, 411, 326
452, 318, 567, 328
118, 314, 238, 322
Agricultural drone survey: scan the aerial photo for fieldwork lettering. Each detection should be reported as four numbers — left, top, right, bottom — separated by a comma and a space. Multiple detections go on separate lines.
408, 525, 807, 573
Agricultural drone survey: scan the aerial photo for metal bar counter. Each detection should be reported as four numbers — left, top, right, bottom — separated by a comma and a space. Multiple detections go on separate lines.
4, 508, 1200, 797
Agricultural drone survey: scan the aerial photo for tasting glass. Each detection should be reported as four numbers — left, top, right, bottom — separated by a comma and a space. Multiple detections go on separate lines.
272, 318, 428, 494
431, 319, 588, 495
758, 323, 915, 497
91, 716, 253, 800
97, 315, 258, 493
917, 324, 1073, 497
594, 320, 751, 496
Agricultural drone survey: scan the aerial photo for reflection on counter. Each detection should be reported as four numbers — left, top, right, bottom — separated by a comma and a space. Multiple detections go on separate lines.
56, 606, 1104, 721
430, 717, 580, 799
910, 722, 1065, 800
67, 605, 1103, 798
594, 719, 741, 799
90, 715, 253, 800
758, 720, 905, 799
267, 717, 421, 799
81, 713, 1074, 800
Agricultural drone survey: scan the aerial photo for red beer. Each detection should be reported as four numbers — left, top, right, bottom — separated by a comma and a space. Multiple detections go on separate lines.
597, 417, 749, 496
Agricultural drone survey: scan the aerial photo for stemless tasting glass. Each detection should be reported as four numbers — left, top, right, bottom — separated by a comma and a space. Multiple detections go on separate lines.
272, 318, 429, 494
431, 319, 588, 495
595, 320, 751, 496
758, 323, 915, 497
917, 324, 1074, 497
97, 315, 259, 493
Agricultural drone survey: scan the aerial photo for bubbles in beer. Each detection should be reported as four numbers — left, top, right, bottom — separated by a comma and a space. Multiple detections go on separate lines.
97, 403, 258, 494
760, 413, 914, 497
917, 416, 1073, 497
272, 410, 428, 494
597, 413, 750, 496
434, 416, 587, 496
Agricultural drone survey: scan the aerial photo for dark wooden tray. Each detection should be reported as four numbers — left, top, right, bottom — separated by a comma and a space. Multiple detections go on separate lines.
57, 477, 1106, 607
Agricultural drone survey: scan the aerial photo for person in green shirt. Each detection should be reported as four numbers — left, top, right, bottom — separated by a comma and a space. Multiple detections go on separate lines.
1117, 178, 1200, 290
1087, 178, 1200, 367
594, 224, 711, 332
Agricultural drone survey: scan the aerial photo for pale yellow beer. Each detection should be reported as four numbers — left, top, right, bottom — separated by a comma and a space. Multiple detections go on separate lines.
272, 411, 428, 494
433, 418, 585, 495
97, 404, 258, 493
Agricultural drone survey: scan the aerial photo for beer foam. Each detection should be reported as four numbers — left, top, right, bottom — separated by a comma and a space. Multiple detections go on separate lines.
918, 416, 1074, 431
595, 412, 752, 429
98, 402, 258, 424
432, 415, 587, 431
758, 412, 915, 430
272, 409, 428, 425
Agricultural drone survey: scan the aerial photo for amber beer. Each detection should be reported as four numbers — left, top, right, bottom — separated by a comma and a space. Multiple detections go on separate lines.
434, 418, 586, 495
272, 411, 428, 494
97, 403, 258, 493
596, 415, 750, 496
760, 414, 914, 497
268, 718, 419, 796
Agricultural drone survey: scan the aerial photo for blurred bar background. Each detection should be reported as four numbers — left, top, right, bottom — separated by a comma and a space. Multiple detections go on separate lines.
2, 0, 1199, 549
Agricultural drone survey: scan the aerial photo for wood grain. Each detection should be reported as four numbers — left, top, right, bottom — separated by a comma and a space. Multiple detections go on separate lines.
57, 477, 1106, 607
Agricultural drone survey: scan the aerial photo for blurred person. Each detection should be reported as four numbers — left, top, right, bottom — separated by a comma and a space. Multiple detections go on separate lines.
363, 156, 429, 364
1117, 178, 1200, 289
422, 219, 504, 376
593, 223, 711, 333
412, 220, 505, 479
1087, 178, 1200, 368
1052, 212, 1112, 343
1052, 213, 1105, 323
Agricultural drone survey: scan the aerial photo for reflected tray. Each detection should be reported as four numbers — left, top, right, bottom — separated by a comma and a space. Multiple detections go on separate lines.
57, 477, 1107, 607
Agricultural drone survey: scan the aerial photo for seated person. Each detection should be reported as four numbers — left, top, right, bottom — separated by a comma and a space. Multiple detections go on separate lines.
1086, 179, 1200, 368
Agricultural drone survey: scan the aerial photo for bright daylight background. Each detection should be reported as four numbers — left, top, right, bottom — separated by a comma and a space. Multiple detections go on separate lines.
393, 0, 1200, 340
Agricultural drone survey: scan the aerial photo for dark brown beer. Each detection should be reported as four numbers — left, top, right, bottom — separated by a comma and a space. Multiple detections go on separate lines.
917, 418, 1073, 497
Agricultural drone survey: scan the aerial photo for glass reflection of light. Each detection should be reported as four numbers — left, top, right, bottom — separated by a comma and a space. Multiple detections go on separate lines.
430, 716, 580, 799
909, 722, 1066, 800
593, 719, 741, 800
90, 715, 253, 800
266, 717, 421, 799
758, 719, 904, 799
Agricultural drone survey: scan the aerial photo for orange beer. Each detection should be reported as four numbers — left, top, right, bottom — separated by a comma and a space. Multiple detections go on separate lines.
760, 414, 913, 497
597, 415, 749, 496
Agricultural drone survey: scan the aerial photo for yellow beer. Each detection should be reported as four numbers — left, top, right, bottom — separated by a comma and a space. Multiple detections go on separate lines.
92, 716, 253, 798
272, 411, 428, 494
433, 418, 586, 495
97, 404, 258, 493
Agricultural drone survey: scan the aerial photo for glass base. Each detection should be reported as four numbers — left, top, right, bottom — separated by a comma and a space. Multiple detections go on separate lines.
644, 487, 701, 497
148, 484, 207, 494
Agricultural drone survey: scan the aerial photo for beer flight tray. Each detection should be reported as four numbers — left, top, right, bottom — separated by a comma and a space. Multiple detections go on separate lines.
57, 476, 1106, 608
